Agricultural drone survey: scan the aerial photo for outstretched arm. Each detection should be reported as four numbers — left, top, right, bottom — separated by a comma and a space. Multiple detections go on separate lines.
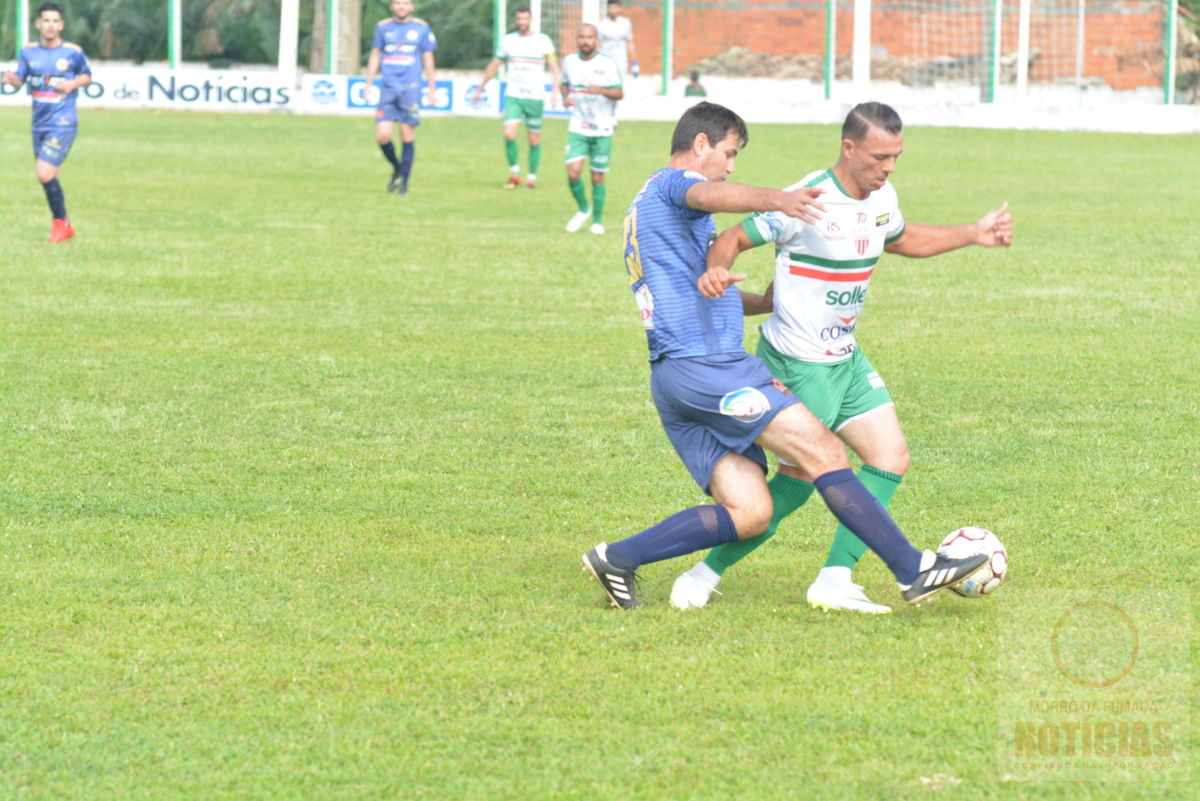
886, 202, 1013, 258
685, 182, 824, 221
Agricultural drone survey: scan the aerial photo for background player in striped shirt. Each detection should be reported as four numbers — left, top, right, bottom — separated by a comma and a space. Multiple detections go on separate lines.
2, 2, 92, 243
472, 6, 561, 189
559, 24, 623, 235
364, 0, 438, 195
581, 102, 990, 610
672, 102, 1013, 613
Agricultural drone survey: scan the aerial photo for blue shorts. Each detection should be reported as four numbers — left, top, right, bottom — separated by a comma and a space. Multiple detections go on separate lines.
650, 352, 798, 495
376, 88, 421, 126
32, 128, 76, 166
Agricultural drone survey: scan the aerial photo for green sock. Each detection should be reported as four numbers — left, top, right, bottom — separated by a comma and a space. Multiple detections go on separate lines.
505, 140, 519, 171
591, 182, 607, 225
569, 178, 589, 212
529, 143, 542, 174
703, 473, 815, 575
823, 464, 903, 568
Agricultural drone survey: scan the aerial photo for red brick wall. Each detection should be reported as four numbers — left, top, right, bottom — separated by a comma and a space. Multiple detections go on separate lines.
620, 0, 1164, 90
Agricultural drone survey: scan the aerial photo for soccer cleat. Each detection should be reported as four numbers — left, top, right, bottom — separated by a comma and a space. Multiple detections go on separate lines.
49, 218, 74, 243
669, 563, 722, 610
387, 170, 403, 193
806, 581, 892, 614
589, 223, 606, 235
581, 542, 640, 609
504, 174, 523, 189
565, 211, 590, 232
397, 177, 409, 196
526, 177, 537, 190
899, 549, 990, 606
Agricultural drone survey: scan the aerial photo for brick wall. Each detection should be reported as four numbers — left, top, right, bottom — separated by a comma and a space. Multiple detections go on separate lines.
619, 0, 1165, 90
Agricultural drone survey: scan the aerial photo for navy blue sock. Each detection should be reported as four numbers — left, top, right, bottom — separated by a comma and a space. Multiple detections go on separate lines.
813, 469, 922, 583
42, 178, 67, 219
380, 142, 402, 171
608, 505, 738, 568
400, 142, 414, 180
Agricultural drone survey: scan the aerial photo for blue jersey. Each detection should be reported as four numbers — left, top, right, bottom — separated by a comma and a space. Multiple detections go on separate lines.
624, 168, 745, 360
17, 40, 91, 131
371, 17, 437, 91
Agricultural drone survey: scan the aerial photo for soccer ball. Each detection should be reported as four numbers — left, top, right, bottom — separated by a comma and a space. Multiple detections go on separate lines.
939, 527, 1007, 597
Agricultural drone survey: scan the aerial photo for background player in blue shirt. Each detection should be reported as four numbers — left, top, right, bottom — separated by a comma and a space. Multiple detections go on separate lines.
581, 102, 989, 609
2, 2, 92, 243
364, 0, 438, 195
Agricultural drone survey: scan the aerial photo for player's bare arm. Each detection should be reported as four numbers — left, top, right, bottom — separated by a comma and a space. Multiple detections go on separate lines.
698, 225, 758, 299
587, 84, 624, 100
886, 202, 1012, 257
685, 182, 824, 219
54, 73, 91, 94
423, 51, 436, 106
472, 58, 502, 102
547, 55, 562, 108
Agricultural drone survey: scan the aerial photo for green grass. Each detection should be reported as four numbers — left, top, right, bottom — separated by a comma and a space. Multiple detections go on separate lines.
1, 108, 1196, 799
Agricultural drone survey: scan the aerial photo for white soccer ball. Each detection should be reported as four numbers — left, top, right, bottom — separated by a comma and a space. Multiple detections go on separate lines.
939, 526, 1007, 597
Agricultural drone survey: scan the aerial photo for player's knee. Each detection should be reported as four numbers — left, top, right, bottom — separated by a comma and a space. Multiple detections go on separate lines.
726, 500, 771, 539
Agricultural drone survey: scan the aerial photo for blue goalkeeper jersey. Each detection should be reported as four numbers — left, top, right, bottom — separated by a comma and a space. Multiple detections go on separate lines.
624, 168, 746, 361
371, 17, 437, 91
17, 40, 91, 131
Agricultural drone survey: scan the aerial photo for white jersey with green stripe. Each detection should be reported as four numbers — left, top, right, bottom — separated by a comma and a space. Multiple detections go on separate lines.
743, 169, 906, 363
497, 31, 556, 100
561, 51, 623, 136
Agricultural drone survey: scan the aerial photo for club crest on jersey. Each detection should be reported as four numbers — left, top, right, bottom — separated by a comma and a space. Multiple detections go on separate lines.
719, 387, 770, 423
855, 236, 869, 255
56, 58, 69, 71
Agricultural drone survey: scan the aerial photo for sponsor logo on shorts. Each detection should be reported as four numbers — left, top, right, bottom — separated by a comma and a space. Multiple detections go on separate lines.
867, 371, 885, 389
719, 387, 770, 423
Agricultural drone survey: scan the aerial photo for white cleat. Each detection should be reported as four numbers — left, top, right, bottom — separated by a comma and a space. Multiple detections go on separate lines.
806, 582, 892, 614
670, 563, 721, 609
566, 211, 590, 232
589, 222, 606, 235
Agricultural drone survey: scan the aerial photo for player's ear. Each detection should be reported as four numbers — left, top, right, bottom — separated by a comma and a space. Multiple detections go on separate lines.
693, 132, 710, 155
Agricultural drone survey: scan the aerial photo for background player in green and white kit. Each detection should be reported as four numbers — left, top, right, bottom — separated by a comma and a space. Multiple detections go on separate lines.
472, 6, 560, 190
559, 24, 623, 235
671, 102, 1014, 613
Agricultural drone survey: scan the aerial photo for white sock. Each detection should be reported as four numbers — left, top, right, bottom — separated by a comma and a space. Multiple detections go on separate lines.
686, 561, 721, 588
814, 566, 853, 587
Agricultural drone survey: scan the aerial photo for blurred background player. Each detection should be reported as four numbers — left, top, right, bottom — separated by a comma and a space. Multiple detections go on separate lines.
2, 2, 92, 243
472, 6, 560, 189
560, 24, 623, 235
364, 0, 438, 196
671, 101, 1013, 613
598, 0, 637, 79
685, 70, 707, 97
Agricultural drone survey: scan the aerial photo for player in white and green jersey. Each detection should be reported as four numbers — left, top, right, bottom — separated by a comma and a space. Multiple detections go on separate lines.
559, 24, 623, 235
671, 101, 1015, 614
472, 6, 560, 189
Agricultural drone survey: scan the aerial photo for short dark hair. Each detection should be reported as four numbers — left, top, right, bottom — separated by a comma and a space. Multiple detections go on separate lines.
514, 5, 531, 14
842, 102, 902, 143
670, 102, 748, 155
36, 2, 63, 17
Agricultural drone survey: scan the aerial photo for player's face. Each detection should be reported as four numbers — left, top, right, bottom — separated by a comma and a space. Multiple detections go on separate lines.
697, 130, 741, 182
844, 125, 903, 196
391, 0, 414, 21
577, 27, 598, 56
515, 11, 532, 34
607, 2, 621, 20
35, 10, 64, 43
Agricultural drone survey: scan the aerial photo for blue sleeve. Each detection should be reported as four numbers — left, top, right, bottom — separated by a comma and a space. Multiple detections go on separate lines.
662, 170, 708, 220
423, 27, 438, 53
371, 23, 384, 50
76, 50, 91, 76
17, 50, 29, 80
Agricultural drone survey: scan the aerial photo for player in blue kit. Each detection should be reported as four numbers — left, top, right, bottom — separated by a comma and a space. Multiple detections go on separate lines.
364, 0, 438, 195
2, 2, 92, 243
581, 102, 989, 609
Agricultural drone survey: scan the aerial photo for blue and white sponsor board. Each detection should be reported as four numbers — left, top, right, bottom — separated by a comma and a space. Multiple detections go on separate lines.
297, 74, 567, 118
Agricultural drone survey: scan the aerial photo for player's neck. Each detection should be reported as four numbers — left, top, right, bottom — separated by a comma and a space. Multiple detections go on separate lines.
831, 162, 867, 200
392, 15, 411, 23
40, 35, 62, 48
579, 50, 596, 61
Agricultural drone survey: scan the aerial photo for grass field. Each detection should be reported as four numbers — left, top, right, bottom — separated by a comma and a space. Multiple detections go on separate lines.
1, 107, 1196, 800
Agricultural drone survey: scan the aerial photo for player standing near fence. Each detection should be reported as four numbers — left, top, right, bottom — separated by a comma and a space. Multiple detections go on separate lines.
2, 2, 92, 243
472, 6, 560, 190
597, 0, 637, 79
364, 0, 438, 196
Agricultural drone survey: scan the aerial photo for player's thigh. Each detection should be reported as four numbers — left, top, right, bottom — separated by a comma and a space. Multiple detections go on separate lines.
837, 405, 909, 475
756, 403, 848, 482
709, 452, 773, 537
588, 135, 613, 176
34, 158, 60, 182
399, 123, 417, 143
32, 129, 72, 174
564, 132, 588, 175
374, 119, 395, 143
